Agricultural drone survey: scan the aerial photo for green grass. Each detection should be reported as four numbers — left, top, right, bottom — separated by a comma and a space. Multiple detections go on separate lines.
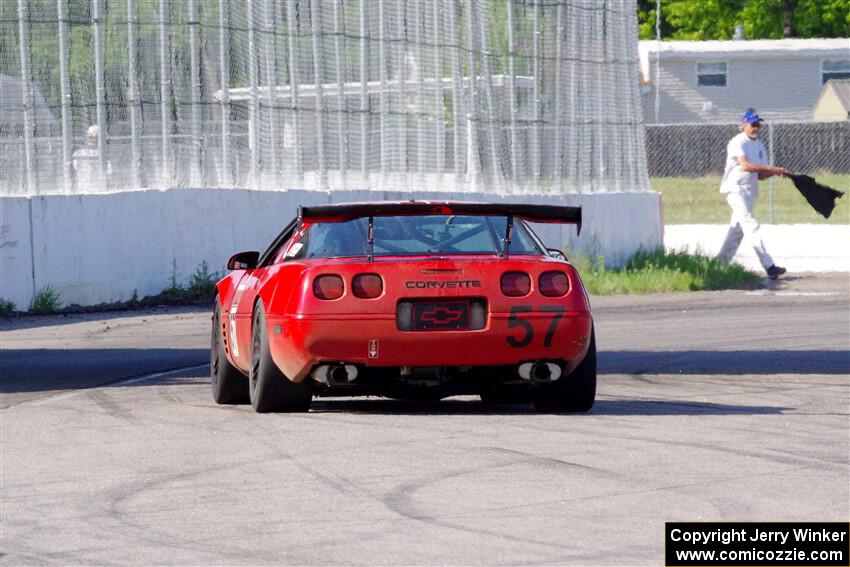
186, 260, 220, 298
572, 249, 762, 295
0, 298, 15, 316
31, 285, 62, 313
653, 174, 850, 225
161, 261, 222, 303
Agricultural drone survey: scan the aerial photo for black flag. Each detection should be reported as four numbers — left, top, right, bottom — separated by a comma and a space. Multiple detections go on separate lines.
789, 174, 845, 219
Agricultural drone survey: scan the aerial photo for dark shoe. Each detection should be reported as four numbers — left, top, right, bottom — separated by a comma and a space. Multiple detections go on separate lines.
766, 265, 786, 279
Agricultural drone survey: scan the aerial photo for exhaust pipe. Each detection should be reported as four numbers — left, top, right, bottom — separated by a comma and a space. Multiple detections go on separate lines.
330, 365, 350, 383
518, 361, 562, 382
311, 364, 359, 384
531, 362, 551, 381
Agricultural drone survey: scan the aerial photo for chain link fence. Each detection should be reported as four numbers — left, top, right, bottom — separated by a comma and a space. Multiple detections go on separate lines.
646, 122, 850, 178
646, 121, 850, 224
1, 0, 651, 197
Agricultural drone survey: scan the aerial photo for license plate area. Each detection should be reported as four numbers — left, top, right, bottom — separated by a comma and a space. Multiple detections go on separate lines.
397, 299, 487, 331
414, 301, 469, 331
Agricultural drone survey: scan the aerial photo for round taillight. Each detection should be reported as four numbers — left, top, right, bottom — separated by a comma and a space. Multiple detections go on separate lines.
352, 273, 383, 299
539, 271, 569, 297
313, 275, 344, 300
501, 271, 531, 297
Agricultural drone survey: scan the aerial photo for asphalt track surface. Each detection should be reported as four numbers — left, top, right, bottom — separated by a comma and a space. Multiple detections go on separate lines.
1, 273, 848, 565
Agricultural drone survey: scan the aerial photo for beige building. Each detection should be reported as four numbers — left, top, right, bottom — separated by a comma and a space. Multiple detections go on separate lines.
639, 38, 850, 123
813, 79, 850, 121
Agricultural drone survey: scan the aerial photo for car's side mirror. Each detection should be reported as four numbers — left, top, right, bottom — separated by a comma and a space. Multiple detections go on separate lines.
547, 248, 567, 261
227, 251, 260, 270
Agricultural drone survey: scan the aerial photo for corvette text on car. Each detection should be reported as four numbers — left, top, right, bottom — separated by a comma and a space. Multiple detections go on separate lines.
211, 201, 595, 413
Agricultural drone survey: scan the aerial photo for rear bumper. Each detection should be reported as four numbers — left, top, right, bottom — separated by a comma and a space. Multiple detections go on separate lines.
268, 311, 592, 382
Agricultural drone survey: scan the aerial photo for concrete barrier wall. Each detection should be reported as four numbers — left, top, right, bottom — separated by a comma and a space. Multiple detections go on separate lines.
665, 224, 850, 273
0, 188, 662, 308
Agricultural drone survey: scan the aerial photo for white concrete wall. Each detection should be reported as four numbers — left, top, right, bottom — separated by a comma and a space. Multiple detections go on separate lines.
665, 224, 850, 273
0, 188, 663, 309
1, 198, 35, 308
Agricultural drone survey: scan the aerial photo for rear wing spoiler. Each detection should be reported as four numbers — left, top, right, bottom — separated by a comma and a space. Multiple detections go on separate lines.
298, 201, 582, 235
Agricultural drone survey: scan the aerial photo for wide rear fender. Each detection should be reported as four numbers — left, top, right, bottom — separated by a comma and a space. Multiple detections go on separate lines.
256, 263, 308, 316
214, 270, 246, 309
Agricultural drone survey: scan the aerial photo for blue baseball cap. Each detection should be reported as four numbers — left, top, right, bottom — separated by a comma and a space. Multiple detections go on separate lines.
741, 109, 763, 124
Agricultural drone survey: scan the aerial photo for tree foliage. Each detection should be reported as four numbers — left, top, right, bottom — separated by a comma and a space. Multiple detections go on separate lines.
637, 0, 850, 40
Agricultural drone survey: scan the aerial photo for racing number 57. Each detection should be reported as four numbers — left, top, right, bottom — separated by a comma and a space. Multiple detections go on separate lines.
506, 305, 565, 348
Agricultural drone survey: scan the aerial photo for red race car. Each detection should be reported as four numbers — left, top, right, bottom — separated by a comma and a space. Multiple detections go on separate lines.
211, 201, 595, 413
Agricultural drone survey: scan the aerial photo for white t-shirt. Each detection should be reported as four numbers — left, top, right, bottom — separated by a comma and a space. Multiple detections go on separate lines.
719, 131, 768, 196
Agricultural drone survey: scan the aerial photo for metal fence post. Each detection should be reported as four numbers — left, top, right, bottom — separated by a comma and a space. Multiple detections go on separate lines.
246, 0, 259, 187
395, 0, 407, 176
477, 1, 501, 192
57, 0, 73, 194
189, 0, 203, 186
378, 0, 388, 179
218, 0, 231, 186
654, 0, 661, 124
576, 4, 590, 190
593, 6, 606, 191
92, 0, 107, 188
506, 0, 518, 185
16, 0, 35, 196
262, 0, 278, 184
311, 0, 327, 189
768, 123, 776, 224
275, 0, 286, 171
127, 0, 142, 188
432, 0, 444, 178
464, 0, 480, 190
447, 0, 463, 180
333, 0, 347, 181
531, 1, 541, 188
414, 0, 425, 176
566, 2, 579, 190
286, 0, 303, 179
359, 0, 369, 182
159, 0, 172, 187
627, 4, 649, 191
553, 2, 564, 183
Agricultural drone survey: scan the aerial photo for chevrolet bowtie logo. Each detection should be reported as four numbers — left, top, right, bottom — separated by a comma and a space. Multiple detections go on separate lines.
420, 307, 465, 324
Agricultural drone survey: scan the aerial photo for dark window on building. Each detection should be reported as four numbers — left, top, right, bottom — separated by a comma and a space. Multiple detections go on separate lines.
697, 62, 727, 87
822, 60, 850, 84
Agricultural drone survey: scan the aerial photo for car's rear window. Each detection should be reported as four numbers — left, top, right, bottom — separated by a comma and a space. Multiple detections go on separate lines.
295, 215, 544, 259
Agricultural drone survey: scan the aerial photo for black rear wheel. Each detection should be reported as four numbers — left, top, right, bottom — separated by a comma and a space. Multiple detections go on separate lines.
211, 300, 249, 404
533, 326, 596, 413
249, 303, 312, 413
480, 387, 532, 406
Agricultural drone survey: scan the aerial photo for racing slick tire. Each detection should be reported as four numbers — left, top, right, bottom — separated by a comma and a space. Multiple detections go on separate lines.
211, 300, 249, 404
533, 326, 596, 413
249, 303, 312, 413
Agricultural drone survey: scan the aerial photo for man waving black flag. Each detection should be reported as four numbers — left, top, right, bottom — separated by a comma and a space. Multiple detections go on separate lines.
789, 174, 845, 219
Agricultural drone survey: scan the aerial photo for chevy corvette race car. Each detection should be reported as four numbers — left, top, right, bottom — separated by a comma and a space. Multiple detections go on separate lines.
211, 201, 595, 413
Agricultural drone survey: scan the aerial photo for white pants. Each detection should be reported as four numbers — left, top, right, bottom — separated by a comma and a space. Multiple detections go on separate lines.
717, 190, 774, 270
